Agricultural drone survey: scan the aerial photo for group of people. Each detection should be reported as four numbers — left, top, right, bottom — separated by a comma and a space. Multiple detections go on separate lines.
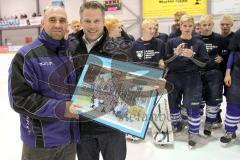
9, 1, 126, 160
8, 1, 240, 160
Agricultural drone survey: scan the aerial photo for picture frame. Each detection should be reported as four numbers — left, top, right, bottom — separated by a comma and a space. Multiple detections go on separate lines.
71, 54, 166, 139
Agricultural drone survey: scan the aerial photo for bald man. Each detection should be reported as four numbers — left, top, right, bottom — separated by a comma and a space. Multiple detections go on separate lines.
8, 6, 79, 160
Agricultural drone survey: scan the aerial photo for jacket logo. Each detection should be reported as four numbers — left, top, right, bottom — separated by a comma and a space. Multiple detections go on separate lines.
136, 51, 143, 59
39, 62, 53, 66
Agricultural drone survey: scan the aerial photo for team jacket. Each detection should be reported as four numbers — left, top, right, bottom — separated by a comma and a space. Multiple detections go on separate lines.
8, 31, 79, 148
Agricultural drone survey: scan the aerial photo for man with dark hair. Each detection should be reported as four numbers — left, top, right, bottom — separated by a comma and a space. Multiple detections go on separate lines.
68, 1, 126, 160
8, 6, 79, 160
169, 11, 199, 39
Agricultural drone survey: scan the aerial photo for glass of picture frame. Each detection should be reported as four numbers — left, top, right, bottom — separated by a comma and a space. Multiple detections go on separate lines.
71, 54, 166, 139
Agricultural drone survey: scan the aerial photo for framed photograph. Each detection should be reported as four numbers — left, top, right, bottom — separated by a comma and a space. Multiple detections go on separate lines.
71, 54, 165, 139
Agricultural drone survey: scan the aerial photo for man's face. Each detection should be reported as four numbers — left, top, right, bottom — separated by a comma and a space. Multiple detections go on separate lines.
109, 23, 122, 38
174, 18, 181, 29
143, 23, 156, 38
72, 23, 81, 32
80, 8, 104, 42
42, 7, 68, 40
180, 21, 194, 36
220, 19, 233, 35
200, 20, 214, 36
195, 25, 201, 33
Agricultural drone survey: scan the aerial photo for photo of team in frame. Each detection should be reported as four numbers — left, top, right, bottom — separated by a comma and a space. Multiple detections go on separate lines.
71, 54, 171, 139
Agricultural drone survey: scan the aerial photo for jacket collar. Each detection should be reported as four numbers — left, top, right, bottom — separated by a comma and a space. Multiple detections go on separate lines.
75, 27, 108, 43
38, 30, 68, 52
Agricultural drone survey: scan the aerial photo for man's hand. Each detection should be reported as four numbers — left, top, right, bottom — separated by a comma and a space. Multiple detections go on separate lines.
159, 59, 165, 68
175, 43, 185, 56
224, 69, 232, 87
64, 101, 79, 119
182, 47, 193, 58
214, 55, 223, 64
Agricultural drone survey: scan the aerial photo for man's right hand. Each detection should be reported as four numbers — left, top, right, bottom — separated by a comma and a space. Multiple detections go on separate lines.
64, 101, 79, 119
224, 69, 232, 87
175, 43, 185, 56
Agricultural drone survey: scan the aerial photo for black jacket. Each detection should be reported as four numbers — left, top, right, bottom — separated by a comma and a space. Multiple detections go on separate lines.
68, 28, 132, 134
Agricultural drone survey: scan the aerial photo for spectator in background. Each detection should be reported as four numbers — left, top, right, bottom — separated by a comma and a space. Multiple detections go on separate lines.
105, 14, 135, 41
169, 11, 186, 38
68, 19, 81, 38
194, 22, 201, 34
105, 15, 122, 38
169, 11, 199, 39
153, 18, 168, 43
220, 14, 234, 38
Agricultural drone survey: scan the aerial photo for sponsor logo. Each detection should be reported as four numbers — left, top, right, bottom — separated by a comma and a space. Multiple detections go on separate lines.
39, 61, 53, 66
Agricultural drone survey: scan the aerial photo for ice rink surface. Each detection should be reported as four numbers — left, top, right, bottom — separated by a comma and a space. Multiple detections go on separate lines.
0, 53, 239, 160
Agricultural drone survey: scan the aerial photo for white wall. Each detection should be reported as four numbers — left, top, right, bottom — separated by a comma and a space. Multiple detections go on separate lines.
0, 0, 45, 44
0, 0, 37, 18
65, 0, 83, 21
39, 0, 52, 15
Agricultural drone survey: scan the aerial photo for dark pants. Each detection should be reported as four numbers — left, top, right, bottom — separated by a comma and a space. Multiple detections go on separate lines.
201, 69, 223, 104
167, 71, 202, 108
77, 132, 126, 160
22, 143, 76, 160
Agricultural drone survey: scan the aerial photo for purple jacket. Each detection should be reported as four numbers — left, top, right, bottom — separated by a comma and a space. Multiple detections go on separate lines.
8, 31, 79, 148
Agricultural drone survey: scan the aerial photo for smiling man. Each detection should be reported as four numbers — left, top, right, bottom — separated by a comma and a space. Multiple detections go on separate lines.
8, 6, 79, 160
68, 1, 126, 160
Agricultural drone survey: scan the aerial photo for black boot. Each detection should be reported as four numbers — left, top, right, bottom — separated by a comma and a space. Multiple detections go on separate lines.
220, 132, 236, 143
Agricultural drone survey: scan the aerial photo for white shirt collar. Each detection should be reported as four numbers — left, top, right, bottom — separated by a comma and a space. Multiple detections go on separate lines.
82, 34, 103, 53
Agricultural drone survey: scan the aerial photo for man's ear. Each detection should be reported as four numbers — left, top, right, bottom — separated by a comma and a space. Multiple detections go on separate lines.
41, 19, 44, 27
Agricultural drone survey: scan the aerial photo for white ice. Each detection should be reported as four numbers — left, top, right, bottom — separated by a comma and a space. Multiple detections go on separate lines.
0, 53, 239, 160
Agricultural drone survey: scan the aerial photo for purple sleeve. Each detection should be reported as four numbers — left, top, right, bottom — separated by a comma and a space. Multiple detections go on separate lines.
227, 52, 234, 69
